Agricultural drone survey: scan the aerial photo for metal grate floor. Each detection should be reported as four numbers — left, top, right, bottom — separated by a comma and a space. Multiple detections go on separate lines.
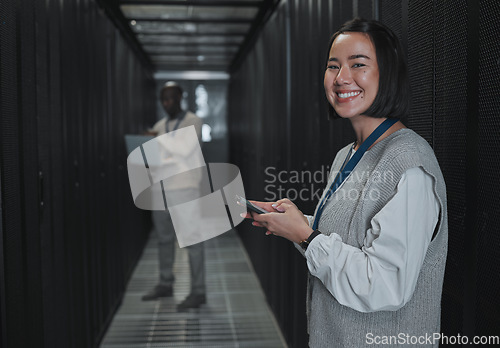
100, 230, 287, 348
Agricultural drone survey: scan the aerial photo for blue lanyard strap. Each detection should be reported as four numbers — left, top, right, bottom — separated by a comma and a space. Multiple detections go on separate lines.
311, 118, 398, 230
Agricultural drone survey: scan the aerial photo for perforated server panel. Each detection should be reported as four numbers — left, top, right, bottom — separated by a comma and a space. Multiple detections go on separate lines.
0, 0, 156, 346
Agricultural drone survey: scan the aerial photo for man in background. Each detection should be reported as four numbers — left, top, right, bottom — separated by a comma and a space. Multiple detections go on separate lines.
142, 82, 206, 311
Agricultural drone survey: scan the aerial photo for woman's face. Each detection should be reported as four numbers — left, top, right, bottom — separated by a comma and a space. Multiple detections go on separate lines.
324, 32, 379, 120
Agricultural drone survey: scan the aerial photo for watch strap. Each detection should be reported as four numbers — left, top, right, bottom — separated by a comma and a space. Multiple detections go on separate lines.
300, 229, 321, 250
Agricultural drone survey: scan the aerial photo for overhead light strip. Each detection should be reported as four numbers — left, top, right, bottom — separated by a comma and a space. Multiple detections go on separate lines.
130, 18, 254, 24
120, 1, 263, 7
134, 32, 248, 36
154, 70, 230, 80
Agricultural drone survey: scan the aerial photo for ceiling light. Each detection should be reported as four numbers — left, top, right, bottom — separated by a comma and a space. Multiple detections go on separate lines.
184, 23, 196, 33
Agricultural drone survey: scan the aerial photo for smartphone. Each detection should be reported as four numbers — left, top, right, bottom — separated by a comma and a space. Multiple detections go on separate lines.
235, 195, 269, 214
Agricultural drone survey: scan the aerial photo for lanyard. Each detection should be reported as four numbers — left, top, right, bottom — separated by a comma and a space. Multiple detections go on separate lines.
311, 118, 398, 230
165, 111, 186, 134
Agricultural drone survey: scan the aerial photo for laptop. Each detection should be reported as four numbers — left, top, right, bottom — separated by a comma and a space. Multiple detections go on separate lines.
125, 134, 154, 155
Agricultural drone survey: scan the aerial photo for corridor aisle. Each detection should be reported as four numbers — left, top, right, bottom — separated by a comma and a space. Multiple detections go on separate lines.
100, 230, 287, 347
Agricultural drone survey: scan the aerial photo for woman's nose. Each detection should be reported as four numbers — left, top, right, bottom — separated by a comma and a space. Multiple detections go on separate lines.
335, 66, 352, 85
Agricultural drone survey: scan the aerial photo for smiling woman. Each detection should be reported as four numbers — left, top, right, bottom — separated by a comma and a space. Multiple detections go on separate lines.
324, 32, 380, 120
325, 19, 410, 121
245, 18, 448, 348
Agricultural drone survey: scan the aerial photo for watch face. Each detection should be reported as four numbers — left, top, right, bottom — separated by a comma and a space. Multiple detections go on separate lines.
300, 241, 309, 250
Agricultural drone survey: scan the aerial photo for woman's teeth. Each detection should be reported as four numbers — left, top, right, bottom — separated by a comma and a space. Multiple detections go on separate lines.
337, 91, 361, 98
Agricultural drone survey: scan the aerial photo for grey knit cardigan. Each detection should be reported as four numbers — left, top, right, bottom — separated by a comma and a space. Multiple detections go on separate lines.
305, 128, 448, 348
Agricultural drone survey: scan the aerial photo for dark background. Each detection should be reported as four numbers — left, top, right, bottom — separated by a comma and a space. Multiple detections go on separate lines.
1, 0, 499, 347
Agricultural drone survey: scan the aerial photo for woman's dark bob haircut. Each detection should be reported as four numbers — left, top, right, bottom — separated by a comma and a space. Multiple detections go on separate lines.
326, 18, 409, 120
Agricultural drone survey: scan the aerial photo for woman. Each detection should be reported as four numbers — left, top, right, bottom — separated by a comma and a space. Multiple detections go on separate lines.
248, 18, 447, 347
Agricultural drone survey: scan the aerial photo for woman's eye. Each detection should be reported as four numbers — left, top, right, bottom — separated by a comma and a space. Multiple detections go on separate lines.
353, 63, 366, 68
327, 65, 339, 70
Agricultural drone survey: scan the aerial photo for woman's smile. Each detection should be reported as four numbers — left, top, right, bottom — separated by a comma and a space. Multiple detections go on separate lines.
335, 90, 362, 102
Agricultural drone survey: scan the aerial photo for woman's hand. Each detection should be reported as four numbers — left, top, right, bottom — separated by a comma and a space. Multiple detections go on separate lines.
246, 199, 313, 244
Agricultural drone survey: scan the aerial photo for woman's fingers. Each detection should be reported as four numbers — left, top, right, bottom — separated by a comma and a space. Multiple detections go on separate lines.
252, 211, 269, 223
240, 212, 252, 219
252, 220, 266, 227
275, 198, 292, 205
239, 199, 303, 241
272, 202, 294, 212
249, 200, 276, 212
272, 198, 297, 212
241, 199, 296, 214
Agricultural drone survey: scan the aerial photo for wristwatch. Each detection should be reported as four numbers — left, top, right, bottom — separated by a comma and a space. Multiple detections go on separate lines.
299, 229, 321, 251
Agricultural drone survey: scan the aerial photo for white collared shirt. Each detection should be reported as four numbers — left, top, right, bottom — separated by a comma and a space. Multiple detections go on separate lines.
299, 166, 439, 312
